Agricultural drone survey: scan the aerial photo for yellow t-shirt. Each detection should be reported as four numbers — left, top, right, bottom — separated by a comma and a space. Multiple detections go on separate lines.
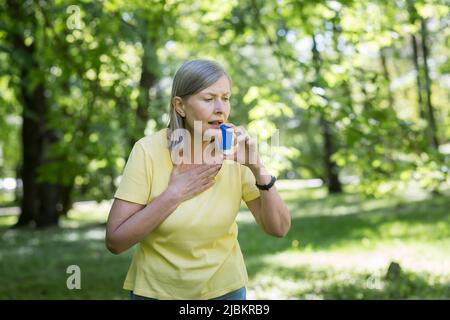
114, 128, 261, 299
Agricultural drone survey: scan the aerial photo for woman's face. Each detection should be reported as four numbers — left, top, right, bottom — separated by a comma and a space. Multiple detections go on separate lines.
175, 75, 231, 137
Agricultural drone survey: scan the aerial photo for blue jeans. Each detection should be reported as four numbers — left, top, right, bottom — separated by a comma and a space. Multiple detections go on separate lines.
130, 287, 246, 300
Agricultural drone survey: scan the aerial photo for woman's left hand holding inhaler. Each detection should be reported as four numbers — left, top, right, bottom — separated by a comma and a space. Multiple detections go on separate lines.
222, 123, 262, 170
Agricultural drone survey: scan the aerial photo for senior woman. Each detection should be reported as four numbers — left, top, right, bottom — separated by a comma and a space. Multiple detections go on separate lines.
106, 59, 290, 300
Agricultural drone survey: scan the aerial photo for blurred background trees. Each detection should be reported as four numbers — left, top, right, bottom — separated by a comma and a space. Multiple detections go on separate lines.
0, 0, 449, 228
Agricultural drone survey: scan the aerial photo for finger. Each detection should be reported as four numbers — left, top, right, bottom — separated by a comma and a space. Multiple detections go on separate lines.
235, 130, 250, 147
191, 179, 215, 197
247, 135, 257, 147
188, 164, 217, 174
207, 170, 220, 179
233, 126, 247, 135
207, 167, 222, 179
196, 164, 221, 179
235, 134, 247, 146
199, 179, 215, 191
188, 177, 212, 193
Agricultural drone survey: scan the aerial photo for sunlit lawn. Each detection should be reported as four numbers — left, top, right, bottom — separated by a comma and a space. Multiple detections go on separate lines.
0, 186, 449, 299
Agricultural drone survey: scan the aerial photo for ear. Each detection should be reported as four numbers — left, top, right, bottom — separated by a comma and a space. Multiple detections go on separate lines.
172, 96, 186, 118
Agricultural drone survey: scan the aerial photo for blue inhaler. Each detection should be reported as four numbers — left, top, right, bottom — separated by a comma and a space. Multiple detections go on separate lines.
220, 124, 234, 155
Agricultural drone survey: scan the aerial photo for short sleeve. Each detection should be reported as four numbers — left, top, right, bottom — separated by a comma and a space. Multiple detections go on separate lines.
240, 165, 260, 202
114, 141, 152, 205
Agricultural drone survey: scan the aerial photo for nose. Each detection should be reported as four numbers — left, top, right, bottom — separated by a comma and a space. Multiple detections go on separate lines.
214, 99, 226, 113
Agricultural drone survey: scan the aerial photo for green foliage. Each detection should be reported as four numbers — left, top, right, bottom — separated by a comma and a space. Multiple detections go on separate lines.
0, 0, 449, 206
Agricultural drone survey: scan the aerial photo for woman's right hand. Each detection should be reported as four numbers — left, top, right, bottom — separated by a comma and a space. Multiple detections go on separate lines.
166, 163, 222, 203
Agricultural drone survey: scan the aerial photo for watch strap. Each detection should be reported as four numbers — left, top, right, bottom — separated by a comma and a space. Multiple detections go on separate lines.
255, 175, 276, 190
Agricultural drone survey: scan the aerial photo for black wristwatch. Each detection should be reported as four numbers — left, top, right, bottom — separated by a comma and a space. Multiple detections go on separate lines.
255, 175, 276, 190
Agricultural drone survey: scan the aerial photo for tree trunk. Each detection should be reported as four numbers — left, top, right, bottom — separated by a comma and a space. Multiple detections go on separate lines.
380, 47, 394, 109
131, 31, 158, 148
320, 114, 342, 193
410, 34, 425, 119
312, 34, 342, 194
16, 73, 46, 227
420, 18, 439, 149
331, 15, 355, 112
407, 0, 425, 120
9, 1, 60, 228
14, 164, 22, 207
37, 182, 60, 227
36, 128, 63, 226
18, 78, 61, 228
60, 184, 74, 217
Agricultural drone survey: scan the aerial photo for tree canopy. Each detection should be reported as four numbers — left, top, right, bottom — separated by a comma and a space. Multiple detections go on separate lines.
0, 0, 449, 227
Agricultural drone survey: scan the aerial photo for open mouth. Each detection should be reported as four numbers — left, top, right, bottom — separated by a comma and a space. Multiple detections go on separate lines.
207, 120, 223, 126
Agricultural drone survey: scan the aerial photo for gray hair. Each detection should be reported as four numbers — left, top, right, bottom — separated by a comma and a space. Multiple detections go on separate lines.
167, 59, 230, 149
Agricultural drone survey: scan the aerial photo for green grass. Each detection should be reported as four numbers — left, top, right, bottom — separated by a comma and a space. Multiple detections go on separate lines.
0, 187, 449, 299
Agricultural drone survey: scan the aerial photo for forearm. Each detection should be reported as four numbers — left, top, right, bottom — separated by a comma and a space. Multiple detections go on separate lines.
107, 189, 181, 254
249, 164, 291, 237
